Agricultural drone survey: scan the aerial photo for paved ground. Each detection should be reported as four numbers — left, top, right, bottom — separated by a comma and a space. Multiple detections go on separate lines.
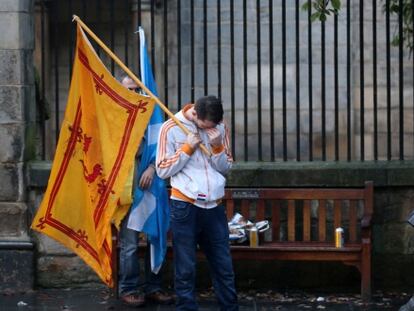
0, 288, 411, 310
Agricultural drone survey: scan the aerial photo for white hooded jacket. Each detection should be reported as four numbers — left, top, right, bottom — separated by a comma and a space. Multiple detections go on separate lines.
156, 105, 233, 209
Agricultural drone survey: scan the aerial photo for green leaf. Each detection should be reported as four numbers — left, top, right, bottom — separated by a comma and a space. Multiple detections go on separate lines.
392, 36, 400, 46
311, 12, 321, 22
301, 2, 311, 11
331, 0, 341, 11
390, 3, 399, 13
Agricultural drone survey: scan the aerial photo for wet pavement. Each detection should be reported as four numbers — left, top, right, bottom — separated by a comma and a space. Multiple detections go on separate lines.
0, 288, 411, 310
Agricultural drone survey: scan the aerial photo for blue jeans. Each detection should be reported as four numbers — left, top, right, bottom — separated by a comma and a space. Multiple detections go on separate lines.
118, 210, 162, 296
170, 200, 238, 311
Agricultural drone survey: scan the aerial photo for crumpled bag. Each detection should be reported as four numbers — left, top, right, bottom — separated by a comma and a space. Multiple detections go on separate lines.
228, 213, 270, 244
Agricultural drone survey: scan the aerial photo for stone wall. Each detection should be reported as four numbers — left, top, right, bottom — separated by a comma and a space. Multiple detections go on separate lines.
0, 0, 35, 292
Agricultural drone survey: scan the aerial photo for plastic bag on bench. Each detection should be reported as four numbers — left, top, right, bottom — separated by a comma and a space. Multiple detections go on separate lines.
228, 213, 270, 244
408, 210, 414, 227
228, 213, 250, 244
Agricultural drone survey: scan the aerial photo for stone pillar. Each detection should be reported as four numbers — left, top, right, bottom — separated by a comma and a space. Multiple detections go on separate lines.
0, 0, 35, 292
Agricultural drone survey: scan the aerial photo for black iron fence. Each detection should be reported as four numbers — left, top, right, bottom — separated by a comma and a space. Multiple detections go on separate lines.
35, 0, 414, 162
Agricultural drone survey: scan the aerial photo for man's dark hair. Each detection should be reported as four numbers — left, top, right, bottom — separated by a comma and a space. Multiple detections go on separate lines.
194, 95, 223, 124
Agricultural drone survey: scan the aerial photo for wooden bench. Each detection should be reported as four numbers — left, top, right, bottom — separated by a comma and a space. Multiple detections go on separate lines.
112, 181, 373, 302
224, 181, 373, 301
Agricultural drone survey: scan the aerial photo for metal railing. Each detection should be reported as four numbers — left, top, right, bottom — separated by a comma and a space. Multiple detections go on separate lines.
35, 0, 414, 162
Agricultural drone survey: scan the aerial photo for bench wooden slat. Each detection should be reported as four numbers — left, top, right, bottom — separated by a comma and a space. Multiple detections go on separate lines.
303, 200, 311, 242
334, 200, 342, 229
241, 199, 249, 220
226, 199, 234, 220
349, 200, 358, 243
139, 241, 362, 252
318, 200, 326, 242
231, 242, 361, 252
256, 200, 265, 221
288, 200, 295, 242
229, 249, 361, 262
226, 188, 366, 200
272, 201, 280, 241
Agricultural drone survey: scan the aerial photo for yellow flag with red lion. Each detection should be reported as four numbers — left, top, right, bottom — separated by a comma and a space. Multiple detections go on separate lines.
31, 25, 154, 286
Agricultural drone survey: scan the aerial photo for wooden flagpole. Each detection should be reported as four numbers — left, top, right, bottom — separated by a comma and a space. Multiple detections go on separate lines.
72, 15, 211, 156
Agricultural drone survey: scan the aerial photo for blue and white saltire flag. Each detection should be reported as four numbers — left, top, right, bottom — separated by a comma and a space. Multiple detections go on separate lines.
127, 27, 170, 274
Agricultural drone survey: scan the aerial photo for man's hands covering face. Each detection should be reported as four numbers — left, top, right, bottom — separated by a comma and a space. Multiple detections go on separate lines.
206, 128, 222, 147
187, 132, 202, 149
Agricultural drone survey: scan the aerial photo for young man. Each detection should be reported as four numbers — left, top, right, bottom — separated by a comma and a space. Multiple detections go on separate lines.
118, 76, 173, 307
156, 95, 238, 310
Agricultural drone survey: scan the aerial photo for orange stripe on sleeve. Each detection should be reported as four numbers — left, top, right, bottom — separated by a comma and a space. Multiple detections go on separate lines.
211, 144, 224, 154
181, 143, 195, 156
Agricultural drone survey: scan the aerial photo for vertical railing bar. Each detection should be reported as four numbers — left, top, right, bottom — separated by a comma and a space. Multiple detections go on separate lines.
203, 0, 208, 95
177, 0, 182, 109
308, 0, 313, 161
347, 0, 351, 161
82, 0, 86, 19
334, 13, 339, 161
40, 0, 46, 159
359, 0, 365, 161
269, 0, 275, 161
124, 0, 129, 67
82, 0, 87, 50
243, 0, 248, 161
69, 0, 74, 76
230, 0, 236, 159
110, 0, 115, 75
399, 0, 404, 160
373, 0, 378, 160
137, 0, 142, 78
96, 0, 101, 57
164, 0, 168, 107
217, 0, 222, 99
413, 0, 414, 159
190, 0, 195, 102
82, 0, 87, 49
386, 0, 392, 160
151, 0, 155, 78
282, 0, 287, 161
257, 0, 262, 161
137, 0, 141, 28
321, 15, 326, 161
53, 0, 60, 145
295, 0, 300, 162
